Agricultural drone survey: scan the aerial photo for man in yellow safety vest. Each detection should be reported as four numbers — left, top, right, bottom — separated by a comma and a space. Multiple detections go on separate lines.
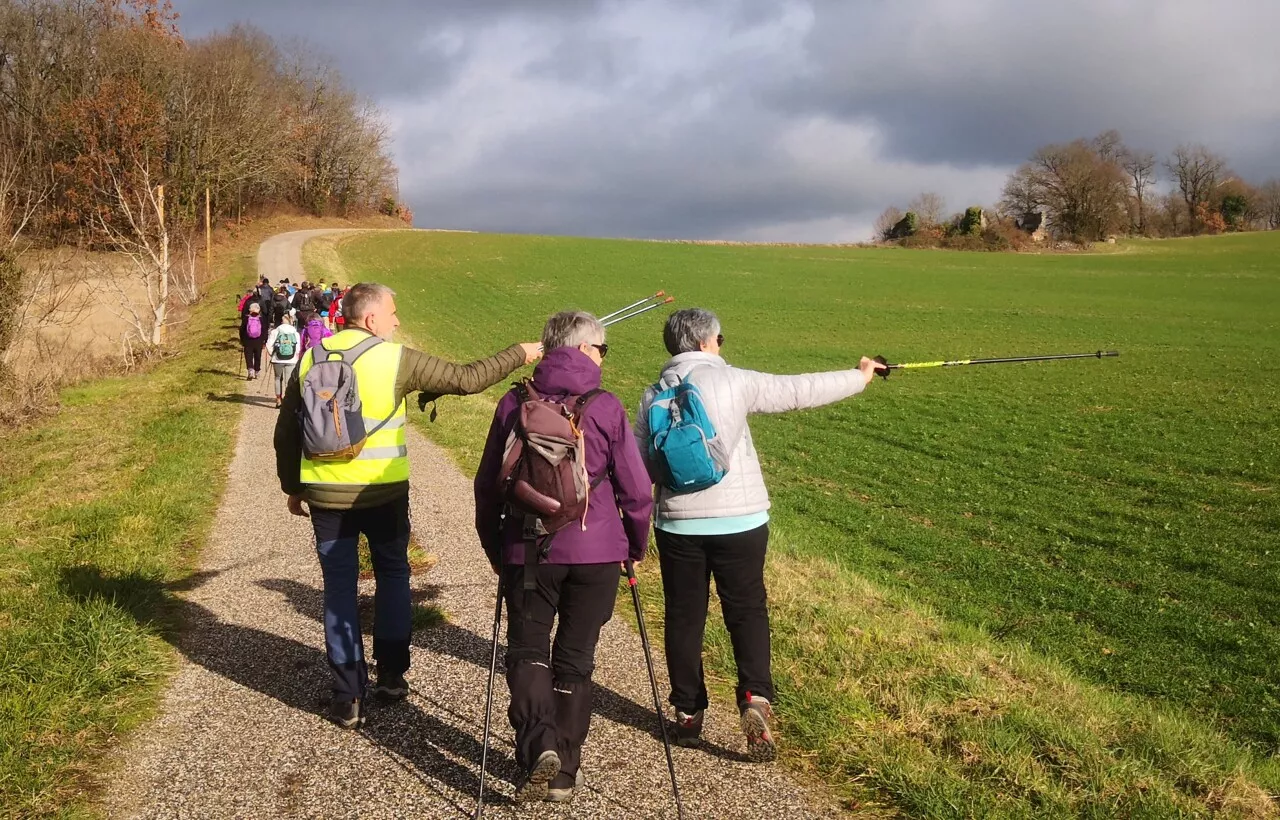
274, 281, 542, 728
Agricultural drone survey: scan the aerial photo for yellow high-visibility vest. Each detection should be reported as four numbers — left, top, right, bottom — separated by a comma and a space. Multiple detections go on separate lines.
298, 329, 408, 487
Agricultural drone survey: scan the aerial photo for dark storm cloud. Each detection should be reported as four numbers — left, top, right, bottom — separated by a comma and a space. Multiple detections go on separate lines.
170, 0, 1280, 241
174, 0, 601, 98
768, 0, 1280, 176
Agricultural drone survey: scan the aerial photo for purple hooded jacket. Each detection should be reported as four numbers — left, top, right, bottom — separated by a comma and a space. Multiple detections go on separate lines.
474, 347, 652, 566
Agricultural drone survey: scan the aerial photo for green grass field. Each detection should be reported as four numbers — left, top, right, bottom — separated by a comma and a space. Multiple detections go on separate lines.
325, 230, 1280, 817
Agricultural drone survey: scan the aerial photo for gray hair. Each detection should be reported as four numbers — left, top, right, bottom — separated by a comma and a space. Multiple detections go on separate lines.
542, 310, 605, 350
663, 308, 720, 355
342, 282, 395, 324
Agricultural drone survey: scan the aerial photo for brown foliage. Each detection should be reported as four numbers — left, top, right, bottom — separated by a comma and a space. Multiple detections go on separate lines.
1166, 144, 1229, 234
0, 0, 401, 247
1008, 137, 1128, 242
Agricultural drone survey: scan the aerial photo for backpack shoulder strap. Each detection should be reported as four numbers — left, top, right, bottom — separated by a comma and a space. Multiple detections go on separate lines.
325, 334, 382, 365
515, 378, 537, 403
571, 388, 606, 424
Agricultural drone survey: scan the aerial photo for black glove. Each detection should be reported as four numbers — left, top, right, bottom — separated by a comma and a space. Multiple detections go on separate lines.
418, 391, 442, 421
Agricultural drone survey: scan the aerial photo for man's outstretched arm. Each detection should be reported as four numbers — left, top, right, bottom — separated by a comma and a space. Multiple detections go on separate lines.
395, 343, 541, 403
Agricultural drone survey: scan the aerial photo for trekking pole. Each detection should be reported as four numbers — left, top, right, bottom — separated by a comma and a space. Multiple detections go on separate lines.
600, 291, 666, 323
872, 350, 1119, 379
474, 575, 504, 820
603, 297, 676, 328
624, 561, 685, 820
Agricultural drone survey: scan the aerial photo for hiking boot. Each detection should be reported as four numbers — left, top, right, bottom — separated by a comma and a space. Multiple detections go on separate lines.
514, 749, 561, 803
544, 767, 586, 803
741, 694, 777, 762
372, 673, 409, 702
246, 370, 255, 381
274, 396, 282, 408
674, 709, 704, 747
329, 697, 365, 730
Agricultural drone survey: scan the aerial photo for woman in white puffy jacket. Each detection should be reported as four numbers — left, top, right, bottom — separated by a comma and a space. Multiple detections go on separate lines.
265, 314, 301, 408
634, 307, 882, 761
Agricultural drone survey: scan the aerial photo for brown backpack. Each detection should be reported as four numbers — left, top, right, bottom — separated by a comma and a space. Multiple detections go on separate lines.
497, 380, 604, 535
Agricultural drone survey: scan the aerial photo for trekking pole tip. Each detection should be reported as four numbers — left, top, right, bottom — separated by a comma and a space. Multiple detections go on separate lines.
663, 296, 675, 304
655, 290, 665, 297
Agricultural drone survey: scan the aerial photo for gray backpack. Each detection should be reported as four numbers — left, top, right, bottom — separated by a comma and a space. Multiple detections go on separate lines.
299, 336, 396, 461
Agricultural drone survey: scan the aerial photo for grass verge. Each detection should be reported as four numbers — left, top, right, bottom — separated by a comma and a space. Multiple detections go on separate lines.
329, 229, 1280, 817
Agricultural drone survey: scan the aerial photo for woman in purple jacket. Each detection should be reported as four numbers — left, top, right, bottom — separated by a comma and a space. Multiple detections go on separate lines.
474, 310, 653, 804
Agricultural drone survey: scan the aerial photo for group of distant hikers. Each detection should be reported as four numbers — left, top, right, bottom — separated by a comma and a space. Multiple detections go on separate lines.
237, 277, 346, 406
263, 281, 883, 804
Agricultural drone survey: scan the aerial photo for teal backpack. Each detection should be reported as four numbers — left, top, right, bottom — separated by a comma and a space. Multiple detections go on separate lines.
274, 328, 297, 359
646, 373, 727, 493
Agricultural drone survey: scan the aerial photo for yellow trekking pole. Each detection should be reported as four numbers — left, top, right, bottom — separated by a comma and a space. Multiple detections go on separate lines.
872, 350, 1119, 378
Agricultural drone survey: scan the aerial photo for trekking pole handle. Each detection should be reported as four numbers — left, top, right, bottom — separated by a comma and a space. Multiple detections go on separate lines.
873, 355, 892, 380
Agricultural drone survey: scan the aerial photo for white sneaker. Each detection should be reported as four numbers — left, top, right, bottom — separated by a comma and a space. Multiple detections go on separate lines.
544, 767, 586, 803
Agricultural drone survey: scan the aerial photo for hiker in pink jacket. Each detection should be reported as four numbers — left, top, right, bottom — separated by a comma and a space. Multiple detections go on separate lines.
297, 312, 332, 354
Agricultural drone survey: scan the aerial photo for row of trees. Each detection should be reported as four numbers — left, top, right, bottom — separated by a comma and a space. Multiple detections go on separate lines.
1, 0, 405, 348
876, 131, 1280, 245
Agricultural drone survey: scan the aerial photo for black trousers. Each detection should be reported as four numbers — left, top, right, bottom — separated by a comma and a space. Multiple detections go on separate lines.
242, 343, 263, 372
656, 524, 773, 713
502, 561, 619, 776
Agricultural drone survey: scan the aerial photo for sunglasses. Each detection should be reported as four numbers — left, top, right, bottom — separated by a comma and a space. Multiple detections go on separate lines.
716, 334, 725, 348
591, 343, 609, 359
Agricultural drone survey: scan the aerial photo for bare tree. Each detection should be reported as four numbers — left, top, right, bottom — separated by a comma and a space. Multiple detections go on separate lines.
873, 206, 903, 241
94, 161, 172, 346
907, 192, 945, 226
1, 248, 92, 372
1120, 149, 1157, 235
1258, 180, 1280, 230
1166, 144, 1228, 234
1006, 140, 1128, 241
1091, 129, 1125, 164
999, 165, 1041, 217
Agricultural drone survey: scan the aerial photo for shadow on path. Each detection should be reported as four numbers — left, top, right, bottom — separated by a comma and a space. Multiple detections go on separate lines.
259, 576, 747, 763
58, 565, 509, 813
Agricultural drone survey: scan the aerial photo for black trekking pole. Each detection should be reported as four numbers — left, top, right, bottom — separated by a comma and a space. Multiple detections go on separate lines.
625, 561, 685, 820
474, 575, 504, 820
872, 350, 1119, 378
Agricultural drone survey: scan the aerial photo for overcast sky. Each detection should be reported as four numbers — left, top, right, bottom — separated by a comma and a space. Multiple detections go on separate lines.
175, 0, 1280, 242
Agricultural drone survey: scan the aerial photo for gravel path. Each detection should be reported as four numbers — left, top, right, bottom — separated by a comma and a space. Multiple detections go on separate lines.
103, 231, 843, 819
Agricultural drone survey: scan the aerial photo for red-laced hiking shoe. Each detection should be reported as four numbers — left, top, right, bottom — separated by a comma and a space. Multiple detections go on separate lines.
740, 694, 777, 762
674, 709, 704, 747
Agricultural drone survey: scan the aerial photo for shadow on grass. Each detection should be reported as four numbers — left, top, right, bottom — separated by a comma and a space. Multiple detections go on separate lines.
204, 391, 277, 408
195, 367, 246, 379
259, 576, 747, 764
56, 565, 492, 812
203, 339, 241, 352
